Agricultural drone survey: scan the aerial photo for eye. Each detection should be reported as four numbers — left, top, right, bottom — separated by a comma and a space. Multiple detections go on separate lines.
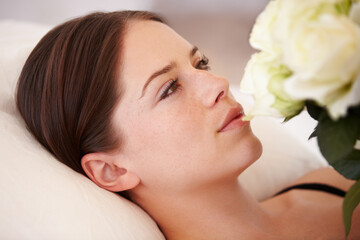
160, 78, 181, 100
196, 55, 210, 70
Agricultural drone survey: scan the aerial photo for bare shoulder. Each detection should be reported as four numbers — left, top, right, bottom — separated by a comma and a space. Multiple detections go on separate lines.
292, 167, 355, 191
262, 167, 360, 239
296, 167, 360, 239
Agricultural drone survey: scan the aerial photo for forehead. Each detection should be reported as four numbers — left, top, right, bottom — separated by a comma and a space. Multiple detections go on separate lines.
120, 20, 193, 94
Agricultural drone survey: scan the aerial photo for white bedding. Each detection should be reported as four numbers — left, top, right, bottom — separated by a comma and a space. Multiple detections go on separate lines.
0, 20, 327, 239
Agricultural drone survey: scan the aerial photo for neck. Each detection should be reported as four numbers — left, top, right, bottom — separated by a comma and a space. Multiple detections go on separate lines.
134, 179, 279, 240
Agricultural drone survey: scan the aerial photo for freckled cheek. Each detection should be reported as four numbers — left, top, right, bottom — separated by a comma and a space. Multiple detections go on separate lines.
129, 114, 198, 154
123, 112, 216, 185
124, 119, 192, 176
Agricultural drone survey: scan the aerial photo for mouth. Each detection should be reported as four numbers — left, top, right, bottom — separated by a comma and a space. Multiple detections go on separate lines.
217, 104, 248, 133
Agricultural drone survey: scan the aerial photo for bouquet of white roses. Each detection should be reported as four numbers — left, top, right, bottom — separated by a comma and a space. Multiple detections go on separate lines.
241, 0, 360, 236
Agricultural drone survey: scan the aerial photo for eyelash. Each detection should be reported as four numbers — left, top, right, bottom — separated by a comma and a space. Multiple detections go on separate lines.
196, 55, 210, 71
160, 78, 180, 100
159, 55, 210, 100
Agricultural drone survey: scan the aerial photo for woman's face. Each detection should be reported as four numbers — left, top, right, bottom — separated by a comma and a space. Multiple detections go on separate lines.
112, 20, 262, 194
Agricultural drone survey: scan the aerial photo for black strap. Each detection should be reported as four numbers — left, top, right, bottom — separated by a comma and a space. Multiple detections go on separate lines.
274, 183, 346, 198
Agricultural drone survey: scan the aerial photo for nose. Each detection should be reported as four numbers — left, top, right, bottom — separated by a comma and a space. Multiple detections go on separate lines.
193, 70, 229, 108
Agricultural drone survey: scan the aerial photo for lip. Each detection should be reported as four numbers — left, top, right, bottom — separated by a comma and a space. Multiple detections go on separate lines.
217, 104, 248, 133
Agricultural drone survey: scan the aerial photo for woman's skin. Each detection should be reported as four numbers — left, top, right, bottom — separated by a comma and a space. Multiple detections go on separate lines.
81, 20, 360, 239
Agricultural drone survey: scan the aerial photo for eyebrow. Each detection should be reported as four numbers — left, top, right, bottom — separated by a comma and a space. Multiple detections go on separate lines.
139, 46, 199, 99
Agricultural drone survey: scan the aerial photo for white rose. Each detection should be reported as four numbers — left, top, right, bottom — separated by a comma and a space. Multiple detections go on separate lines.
241, 52, 303, 120
251, 0, 342, 52
249, 0, 280, 53
241, 52, 283, 119
245, 0, 360, 120
283, 10, 360, 119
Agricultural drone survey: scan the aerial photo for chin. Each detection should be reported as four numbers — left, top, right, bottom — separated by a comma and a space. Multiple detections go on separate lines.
245, 124, 263, 161
251, 135, 263, 162
233, 133, 263, 176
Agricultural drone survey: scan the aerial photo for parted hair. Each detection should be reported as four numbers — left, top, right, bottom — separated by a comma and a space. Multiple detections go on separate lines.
16, 11, 164, 176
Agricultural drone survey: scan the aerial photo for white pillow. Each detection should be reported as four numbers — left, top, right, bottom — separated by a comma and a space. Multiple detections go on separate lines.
0, 20, 327, 239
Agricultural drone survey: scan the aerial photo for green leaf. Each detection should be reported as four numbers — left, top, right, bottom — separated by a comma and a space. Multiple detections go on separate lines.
308, 128, 317, 140
317, 113, 360, 164
343, 179, 360, 237
349, 105, 360, 117
332, 150, 360, 180
305, 101, 324, 121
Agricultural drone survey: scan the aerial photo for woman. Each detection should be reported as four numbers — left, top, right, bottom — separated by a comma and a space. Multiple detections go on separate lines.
16, 11, 359, 239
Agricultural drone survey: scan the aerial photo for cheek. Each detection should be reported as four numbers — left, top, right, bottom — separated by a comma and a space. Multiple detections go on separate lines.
127, 110, 203, 164
138, 101, 205, 148
121, 106, 212, 188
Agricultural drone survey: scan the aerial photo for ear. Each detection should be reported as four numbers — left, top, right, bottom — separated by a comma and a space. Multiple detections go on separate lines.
81, 152, 140, 192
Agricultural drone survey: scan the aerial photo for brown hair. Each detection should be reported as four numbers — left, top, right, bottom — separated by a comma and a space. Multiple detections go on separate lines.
16, 11, 164, 176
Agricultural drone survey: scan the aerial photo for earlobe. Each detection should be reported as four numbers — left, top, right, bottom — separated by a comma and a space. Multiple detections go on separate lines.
81, 152, 140, 192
